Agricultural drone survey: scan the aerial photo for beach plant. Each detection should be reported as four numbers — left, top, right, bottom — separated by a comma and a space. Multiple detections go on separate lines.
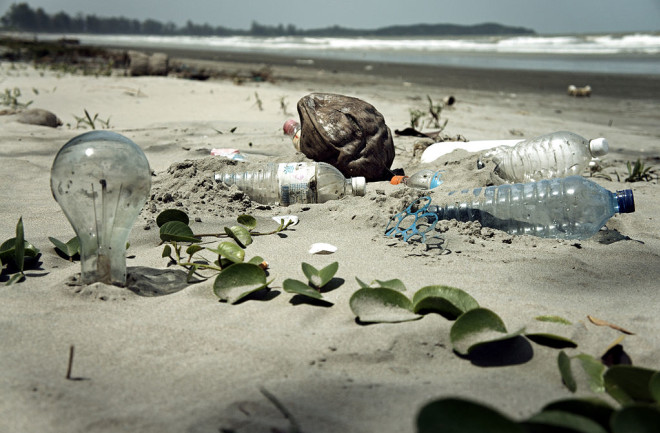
49, 236, 81, 261
253, 91, 264, 111
1, 87, 33, 109
157, 209, 293, 302
73, 109, 111, 130
0, 218, 40, 285
282, 261, 339, 304
621, 158, 656, 182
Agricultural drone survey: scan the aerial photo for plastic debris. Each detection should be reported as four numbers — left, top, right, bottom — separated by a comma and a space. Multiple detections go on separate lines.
309, 243, 337, 255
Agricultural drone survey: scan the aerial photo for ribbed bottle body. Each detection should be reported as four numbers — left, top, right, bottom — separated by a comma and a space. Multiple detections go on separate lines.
492, 131, 597, 183
216, 162, 364, 206
429, 176, 618, 239
218, 163, 282, 205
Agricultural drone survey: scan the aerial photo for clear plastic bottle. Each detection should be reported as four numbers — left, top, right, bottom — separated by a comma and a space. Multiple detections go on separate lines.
391, 169, 444, 189
215, 162, 366, 206
283, 119, 302, 151
428, 176, 634, 239
488, 131, 609, 183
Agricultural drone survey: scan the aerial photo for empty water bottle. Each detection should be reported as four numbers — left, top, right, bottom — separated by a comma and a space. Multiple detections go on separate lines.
428, 176, 634, 239
391, 169, 444, 189
215, 161, 366, 206
487, 131, 609, 183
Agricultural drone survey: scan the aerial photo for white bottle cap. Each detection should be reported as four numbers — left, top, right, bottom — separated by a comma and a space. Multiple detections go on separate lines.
352, 177, 367, 196
589, 138, 609, 157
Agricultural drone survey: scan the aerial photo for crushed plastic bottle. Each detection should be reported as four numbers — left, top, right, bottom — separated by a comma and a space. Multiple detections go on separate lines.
214, 161, 366, 206
391, 169, 444, 189
487, 131, 609, 183
427, 176, 634, 240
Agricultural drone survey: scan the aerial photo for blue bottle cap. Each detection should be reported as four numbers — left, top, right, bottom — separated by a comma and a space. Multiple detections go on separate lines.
616, 189, 635, 214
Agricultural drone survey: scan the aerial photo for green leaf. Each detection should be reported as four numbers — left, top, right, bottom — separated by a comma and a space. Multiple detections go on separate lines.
156, 209, 189, 227
162, 244, 172, 258
559, 351, 577, 393
301, 261, 341, 288
373, 278, 406, 291
576, 354, 606, 394
6, 273, 25, 285
355, 277, 406, 291
611, 405, 660, 433
186, 244, 203, 255
317, 261, 339, 288
349, 287, 421, 323
15, 217, 25, 273
0, 238, 40, 265
159, 221, 201, 243
225, 225, 252, 248
412, 285, 479, 319
237, 214, 257, 230
282, 278, 328, 302
247, 256, 266, 266
524, 410, 608, 433
417, 398, 524, 433
604, 365, 658, 405
449, 308, 524, 356
49, 236, 80, 258
525, 333, 578, 349
208, 242, 245, 264
542, 398, 615, 432
650, 372, 660, 403
213, 263, 270, 304
302, 262, 320, 286
535, 315, 572, 325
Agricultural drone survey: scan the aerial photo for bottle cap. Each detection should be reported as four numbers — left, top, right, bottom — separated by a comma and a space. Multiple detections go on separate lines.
283, 119, 300, 136
589, 138, 609, 157
390, 175, 407, 185
616, 189, 635, 214
352, 177, 367, 196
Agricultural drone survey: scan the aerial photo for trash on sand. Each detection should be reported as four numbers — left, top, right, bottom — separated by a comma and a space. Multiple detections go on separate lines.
283, 119, 302, 150
568, 85, 592, 97
309, 243, 337, 255
427, 176, 634, 240
486, 131, 608, 183
215, 162, 366, 206
421, 140, 521, 163
272, 215, 299, 226
385, 197, 439, 243
210, 148, 246, 161
295, 93, 395, 181
390, 169, 444, 190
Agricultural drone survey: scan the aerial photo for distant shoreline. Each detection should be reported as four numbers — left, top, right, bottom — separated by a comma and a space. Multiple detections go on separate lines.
115, 43, 660, 101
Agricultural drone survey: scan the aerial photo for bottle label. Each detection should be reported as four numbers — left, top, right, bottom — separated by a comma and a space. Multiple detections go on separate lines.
277, 163, 316, 205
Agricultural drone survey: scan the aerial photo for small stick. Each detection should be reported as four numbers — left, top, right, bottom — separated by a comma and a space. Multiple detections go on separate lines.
259, 387, 302, 433
66, 345, 74, 380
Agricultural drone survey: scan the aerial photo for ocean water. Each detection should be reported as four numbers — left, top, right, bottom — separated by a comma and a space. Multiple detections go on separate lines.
37, 32, 660, 76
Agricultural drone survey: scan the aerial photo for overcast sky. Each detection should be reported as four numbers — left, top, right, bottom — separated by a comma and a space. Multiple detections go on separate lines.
2, 0, 659, 34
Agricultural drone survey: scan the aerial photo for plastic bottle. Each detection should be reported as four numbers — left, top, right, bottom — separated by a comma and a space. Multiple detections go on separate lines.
391, 169, 444, 189
488, 131, 608, 183
283, 119, 302, 151
427, 176, 634, 240
215, 161, 366, 206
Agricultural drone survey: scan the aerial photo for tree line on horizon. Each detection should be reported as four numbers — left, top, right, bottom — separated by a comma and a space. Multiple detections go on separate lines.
1, 3, 535, 37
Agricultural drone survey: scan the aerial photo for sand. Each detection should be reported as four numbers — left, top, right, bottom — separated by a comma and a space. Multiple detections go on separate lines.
1, 48, 659, 433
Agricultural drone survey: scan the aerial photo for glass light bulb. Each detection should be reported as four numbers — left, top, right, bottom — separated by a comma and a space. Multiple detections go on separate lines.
50, 131, 151, 286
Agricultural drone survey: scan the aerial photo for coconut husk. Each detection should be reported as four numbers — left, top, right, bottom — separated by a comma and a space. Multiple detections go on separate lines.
297, 93, 394, 181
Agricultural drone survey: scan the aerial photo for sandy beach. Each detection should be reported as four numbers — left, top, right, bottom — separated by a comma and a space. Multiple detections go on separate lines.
1, 44, 659, 432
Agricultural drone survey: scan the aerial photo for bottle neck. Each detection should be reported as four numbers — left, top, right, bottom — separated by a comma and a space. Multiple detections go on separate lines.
615, 189, 635, 214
